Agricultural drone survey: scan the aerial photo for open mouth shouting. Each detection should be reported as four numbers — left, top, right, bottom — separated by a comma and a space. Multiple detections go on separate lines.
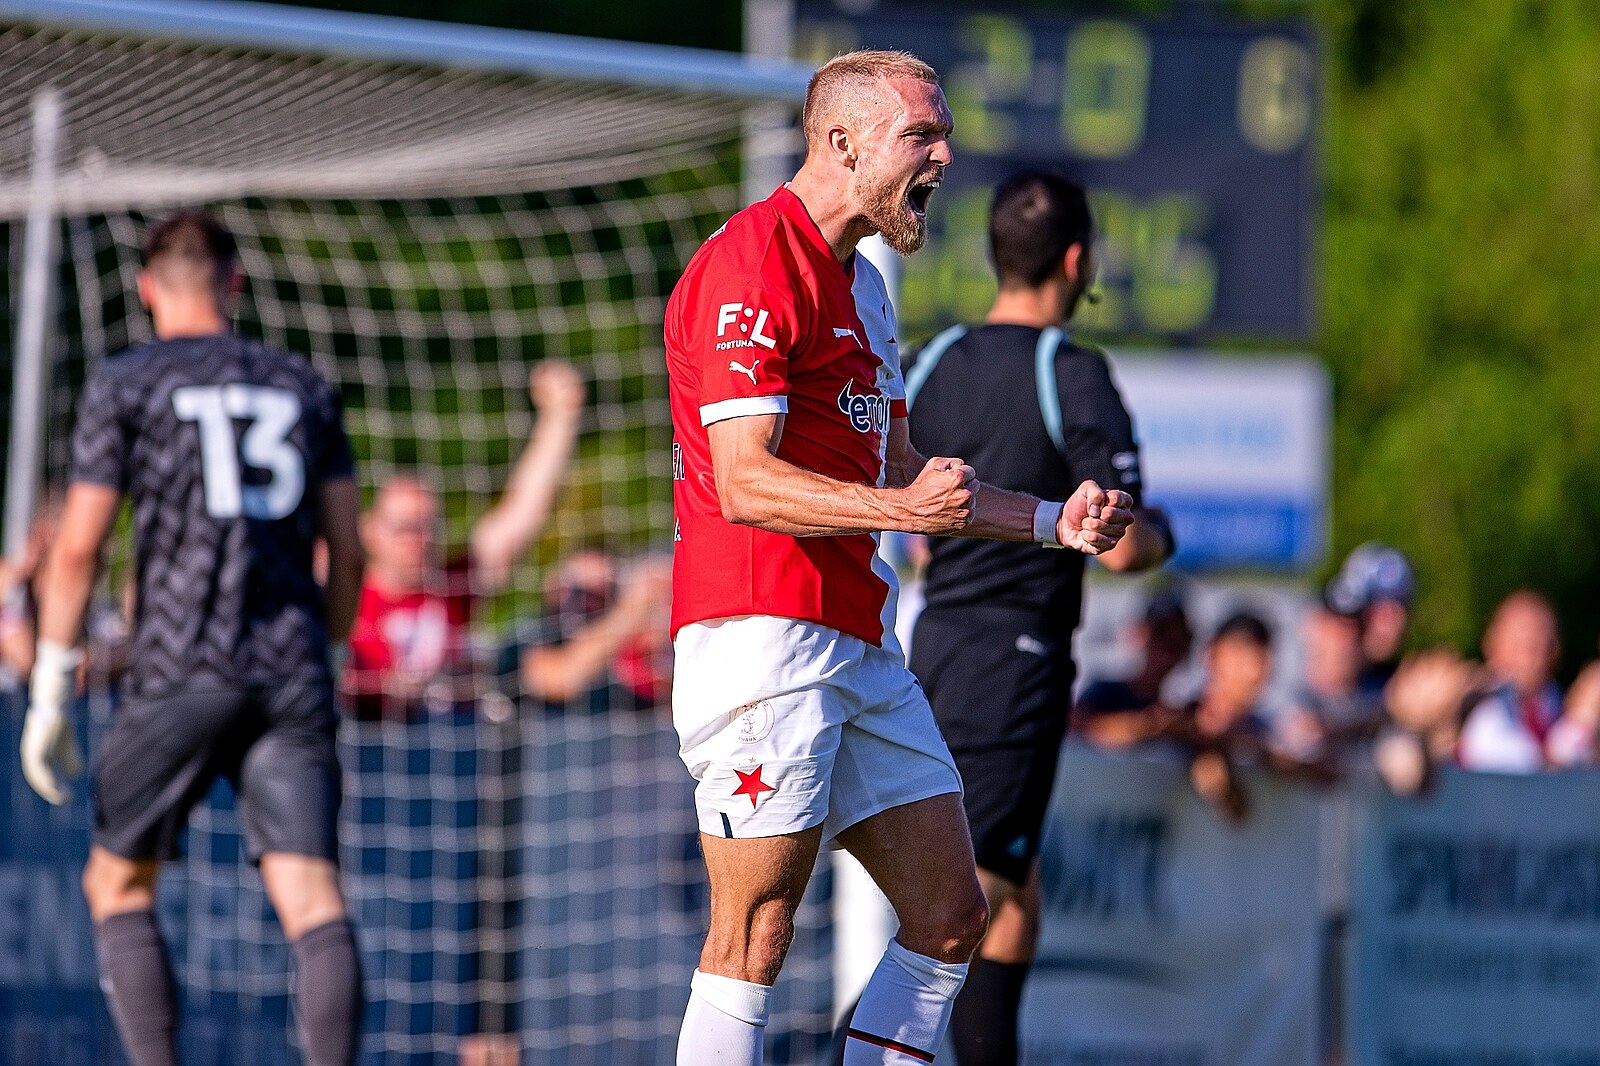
907, 174, 942, 220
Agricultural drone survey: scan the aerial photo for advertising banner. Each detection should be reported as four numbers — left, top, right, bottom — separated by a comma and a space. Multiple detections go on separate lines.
1108, 351, 1330, 572
1348, 770, 1600, 1066
1025, 744, 1323, 1066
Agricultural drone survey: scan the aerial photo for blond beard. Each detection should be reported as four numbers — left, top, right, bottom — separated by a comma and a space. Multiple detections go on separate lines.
860, 173, 926, 255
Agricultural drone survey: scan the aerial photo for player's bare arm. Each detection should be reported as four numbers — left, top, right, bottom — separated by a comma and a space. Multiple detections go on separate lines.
469, 358, 584, 590
1096, 505, 1175, 572
34, 484, 121, 651
708, 411, 973, 536
886, 417, 1133, 553
317, 478, 365, 644
22, 483, 121, 804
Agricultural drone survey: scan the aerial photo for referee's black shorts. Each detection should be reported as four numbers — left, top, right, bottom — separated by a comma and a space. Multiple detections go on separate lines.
909, 606, 1074, 886
92, 679, 342, 865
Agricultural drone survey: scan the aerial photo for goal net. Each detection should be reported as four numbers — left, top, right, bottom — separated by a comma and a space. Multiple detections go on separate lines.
0, 10, 833, 1065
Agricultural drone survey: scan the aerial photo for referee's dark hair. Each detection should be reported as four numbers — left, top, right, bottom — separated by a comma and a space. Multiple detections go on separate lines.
141, 210, 238, 293
989, 170, 1093, 289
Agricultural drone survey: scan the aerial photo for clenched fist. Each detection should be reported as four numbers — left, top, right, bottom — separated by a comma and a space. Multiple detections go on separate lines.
1058, 481, 1134, 554
530, 359, 586, 416
902, 457, 975, 535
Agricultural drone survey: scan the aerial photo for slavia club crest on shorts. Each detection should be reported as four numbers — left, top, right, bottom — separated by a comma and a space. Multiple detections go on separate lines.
735, 700, 775, 744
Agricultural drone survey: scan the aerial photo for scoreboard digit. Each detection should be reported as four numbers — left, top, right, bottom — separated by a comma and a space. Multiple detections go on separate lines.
793, 3, 1318, 341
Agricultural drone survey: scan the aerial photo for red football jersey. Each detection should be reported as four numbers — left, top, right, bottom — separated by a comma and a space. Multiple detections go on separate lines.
344, 555, 474, 718
666, 186, 907, 646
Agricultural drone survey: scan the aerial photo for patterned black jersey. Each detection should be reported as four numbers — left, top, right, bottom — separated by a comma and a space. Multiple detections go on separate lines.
70, 334, 356, 698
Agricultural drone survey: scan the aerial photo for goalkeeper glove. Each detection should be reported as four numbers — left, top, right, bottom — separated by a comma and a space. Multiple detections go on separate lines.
21, 639, 84, 805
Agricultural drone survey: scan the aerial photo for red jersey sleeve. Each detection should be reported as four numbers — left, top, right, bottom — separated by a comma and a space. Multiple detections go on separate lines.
677, 239, 809, 427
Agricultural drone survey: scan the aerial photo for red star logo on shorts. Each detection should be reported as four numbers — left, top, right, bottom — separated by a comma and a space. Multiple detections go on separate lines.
731, 765, 776, 808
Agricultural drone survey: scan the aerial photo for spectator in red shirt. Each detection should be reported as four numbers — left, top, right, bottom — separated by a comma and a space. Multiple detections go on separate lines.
344, 360, 584, 719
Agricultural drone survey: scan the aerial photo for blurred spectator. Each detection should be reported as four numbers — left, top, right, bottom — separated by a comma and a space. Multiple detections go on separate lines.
0, 493, 129, 693
1181, 611, 1276, 822
1373, 648, 1479, 794
1077, 609, 1276, 822
0, 520, 52, 688
344, 360, 583, 719
1073, 587, 1193, 747
1548, 660, 1600, 768
1273, 604, 1384, 767
1325, 541, 1415, 697
504, 550, 673, 714
1456, 589, 1561, 773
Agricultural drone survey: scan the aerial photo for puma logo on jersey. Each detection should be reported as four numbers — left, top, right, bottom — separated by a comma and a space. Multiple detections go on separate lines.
728, 359, 760, 385
832, 326, 861, 344
837, 379, 891, 434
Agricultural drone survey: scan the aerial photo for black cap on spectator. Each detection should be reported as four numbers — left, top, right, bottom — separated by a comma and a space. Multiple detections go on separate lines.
1325, 542, 1416, 615
1211, 610, 1272, 649
1143, 584, 1189, 628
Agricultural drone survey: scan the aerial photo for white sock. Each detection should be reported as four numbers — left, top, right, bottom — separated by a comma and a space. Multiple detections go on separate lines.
844, 940, 967, 1065
677, 968, 772, 1065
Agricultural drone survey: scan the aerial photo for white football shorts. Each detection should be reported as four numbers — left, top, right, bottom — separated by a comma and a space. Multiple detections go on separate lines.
672, 614, 962, 841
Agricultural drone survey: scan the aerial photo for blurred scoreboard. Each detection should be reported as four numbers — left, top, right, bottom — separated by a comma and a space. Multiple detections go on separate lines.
793, 2, 1319, 341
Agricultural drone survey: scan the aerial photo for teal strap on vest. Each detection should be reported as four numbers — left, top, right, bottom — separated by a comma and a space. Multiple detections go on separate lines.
903, 324, 968, 409
1035, 326, 1067, 458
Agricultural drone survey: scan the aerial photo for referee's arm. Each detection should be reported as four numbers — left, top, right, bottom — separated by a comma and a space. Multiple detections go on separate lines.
1096, 507, 1173, 572
1054, 348, 1174, 572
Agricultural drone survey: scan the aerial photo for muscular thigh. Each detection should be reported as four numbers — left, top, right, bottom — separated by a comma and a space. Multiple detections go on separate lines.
92, 688, 255, 862
235, 681, 342, 866
834, 790, 985, 956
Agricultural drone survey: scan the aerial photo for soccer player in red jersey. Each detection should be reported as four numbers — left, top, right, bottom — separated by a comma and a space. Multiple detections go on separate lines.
664, 51, 1134, 1065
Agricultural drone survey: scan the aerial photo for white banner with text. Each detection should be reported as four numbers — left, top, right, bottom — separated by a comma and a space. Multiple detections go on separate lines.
1023, 745, 1323, 1066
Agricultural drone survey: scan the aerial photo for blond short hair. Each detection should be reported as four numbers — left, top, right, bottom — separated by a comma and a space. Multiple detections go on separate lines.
801, 49, 939, 154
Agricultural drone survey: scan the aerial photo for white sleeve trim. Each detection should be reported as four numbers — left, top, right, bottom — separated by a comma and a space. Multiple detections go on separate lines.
699, 395, 789, 426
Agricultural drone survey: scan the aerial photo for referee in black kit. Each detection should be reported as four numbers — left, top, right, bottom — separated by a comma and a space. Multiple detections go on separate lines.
904, 172, 1174, 1065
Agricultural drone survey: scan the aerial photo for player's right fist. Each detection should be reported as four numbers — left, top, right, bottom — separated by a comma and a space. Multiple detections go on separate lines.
903, 457, 975, 535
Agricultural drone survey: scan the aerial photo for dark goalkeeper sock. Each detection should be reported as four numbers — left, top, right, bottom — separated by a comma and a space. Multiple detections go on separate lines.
95, 910, 180, 1066
948, 958, 1031, 1066
291, 918, 364, 1066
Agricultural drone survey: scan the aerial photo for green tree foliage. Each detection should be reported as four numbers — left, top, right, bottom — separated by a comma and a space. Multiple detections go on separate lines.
1320, 0, 1600, 661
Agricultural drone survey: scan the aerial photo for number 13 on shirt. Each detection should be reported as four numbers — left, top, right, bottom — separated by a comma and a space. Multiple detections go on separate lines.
173, 383, 305, 520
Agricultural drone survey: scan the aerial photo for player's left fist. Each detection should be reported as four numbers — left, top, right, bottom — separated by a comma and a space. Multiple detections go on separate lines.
21, 640, 84, 806
1058, 480, 1134, 555
530, 359, 586, 416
